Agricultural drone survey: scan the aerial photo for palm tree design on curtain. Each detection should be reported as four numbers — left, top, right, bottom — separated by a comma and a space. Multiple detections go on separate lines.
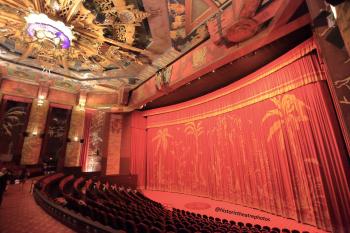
262, 94, 309, 141
184, 121, 204, 187
152, 128, 173, 154
262, 94, 313, 223
152, 128, 173, 184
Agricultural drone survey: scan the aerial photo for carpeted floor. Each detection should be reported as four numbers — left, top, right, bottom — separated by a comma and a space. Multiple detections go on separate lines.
0, 180, 75, 233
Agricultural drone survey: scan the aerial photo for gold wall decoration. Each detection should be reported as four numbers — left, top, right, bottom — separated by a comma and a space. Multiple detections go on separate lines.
105, 114, 122, 175
152, 128, 172, 154
192, 47, 207, 68
262, 94, 309, 148
0, 0, 150, 74
155, 65, 173, 91
65, 105, 85, 167
21, 99, 49, 165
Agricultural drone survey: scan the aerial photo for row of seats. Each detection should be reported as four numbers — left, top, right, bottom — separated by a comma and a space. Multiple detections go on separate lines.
36, 174, 312, 233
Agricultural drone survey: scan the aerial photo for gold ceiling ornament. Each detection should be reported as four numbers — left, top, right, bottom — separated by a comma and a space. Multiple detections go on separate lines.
0, 0, 150, 74
155, 65, 172, 91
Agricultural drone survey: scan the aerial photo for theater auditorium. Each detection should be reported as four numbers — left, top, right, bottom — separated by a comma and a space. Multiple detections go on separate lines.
0, 0, 349, 233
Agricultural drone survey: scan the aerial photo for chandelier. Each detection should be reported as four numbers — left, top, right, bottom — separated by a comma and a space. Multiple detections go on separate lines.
0, 0, 150, 74
25, 13, 74, 49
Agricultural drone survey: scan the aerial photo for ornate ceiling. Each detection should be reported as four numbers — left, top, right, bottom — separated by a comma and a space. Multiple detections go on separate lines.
0, 0, 157, 91
0, 0, 307, 109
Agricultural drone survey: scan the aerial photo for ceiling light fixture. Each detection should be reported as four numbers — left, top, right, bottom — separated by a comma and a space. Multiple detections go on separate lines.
25, 13, 74, 49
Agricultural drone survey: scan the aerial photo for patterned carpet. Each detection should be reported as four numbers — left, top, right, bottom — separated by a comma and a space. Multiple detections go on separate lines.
0, 180, 75, 233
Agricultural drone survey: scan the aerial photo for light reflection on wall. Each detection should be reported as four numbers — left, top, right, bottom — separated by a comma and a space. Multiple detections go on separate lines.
86, 154, 101, 172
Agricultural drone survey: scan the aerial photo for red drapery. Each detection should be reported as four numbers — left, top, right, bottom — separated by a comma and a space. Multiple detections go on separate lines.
141, 39, 350, 232
127, 112, 147, 189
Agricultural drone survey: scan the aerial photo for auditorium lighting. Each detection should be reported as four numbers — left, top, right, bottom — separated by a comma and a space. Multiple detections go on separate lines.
25, 13, 74, 49
37, 95, 45, 106
330, 5, 337, 19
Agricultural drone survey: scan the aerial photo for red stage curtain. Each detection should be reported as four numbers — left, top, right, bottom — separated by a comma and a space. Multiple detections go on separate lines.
129, 112, 147, 189
143, 39, 350, 232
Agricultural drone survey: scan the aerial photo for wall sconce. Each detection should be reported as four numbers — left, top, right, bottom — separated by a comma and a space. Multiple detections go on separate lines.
32, 130, 38, 136
330, 5, 337, 19
37, 95, 45, 106
73, 136, 79, 142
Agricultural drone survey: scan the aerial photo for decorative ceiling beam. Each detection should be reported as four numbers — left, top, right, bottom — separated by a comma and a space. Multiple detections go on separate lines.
74, 28, 150, 56
267, 0, 305, 31
61, 56, 69, 71
103, 38, 152, 56
0, 12, 24, 23
238, 0, 261, 18
65, 0, 84, 23
253, 0, 284, 24
32, 0, 43, 12
1, 0, 29, 10
231, 0, 245, 22
75, 41, 124, 70
18, 43, 34, 61
129, 14, 311, 109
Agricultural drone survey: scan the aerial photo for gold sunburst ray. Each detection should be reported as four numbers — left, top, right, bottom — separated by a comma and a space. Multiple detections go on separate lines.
0, 0, 151, 73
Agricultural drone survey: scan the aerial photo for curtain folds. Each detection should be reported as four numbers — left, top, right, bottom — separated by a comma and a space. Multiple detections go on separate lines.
129, 112, 147, 189
143, 40, 350, 232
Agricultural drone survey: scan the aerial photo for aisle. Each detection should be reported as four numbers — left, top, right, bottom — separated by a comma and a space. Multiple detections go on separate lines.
143, 190, 328, 233
0, 180, 74, 233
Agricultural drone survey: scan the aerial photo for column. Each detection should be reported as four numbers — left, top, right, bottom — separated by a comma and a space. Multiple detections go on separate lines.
64, 105, 85, 167
104, 113, 123, 175
21, 98, 49, 164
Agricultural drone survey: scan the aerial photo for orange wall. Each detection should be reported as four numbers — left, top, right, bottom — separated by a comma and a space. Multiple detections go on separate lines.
47, 89, 77, 106
1, 79, 38, 98
86, 93, 119, 108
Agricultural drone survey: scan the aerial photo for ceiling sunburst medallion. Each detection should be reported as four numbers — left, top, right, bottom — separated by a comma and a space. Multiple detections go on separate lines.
0, 0, 150, 74
25, 13, 75, 49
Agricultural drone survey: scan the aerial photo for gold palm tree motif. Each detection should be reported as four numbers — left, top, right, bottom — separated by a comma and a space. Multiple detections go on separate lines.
262, 94, 313, 222
152, 128, 173, 186
262, 94, 309, 144
152, 128, 173, 154
184, 121, 204, 186
184, 121, 204, 142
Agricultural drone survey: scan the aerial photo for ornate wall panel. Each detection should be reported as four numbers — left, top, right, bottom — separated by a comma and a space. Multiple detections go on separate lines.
104, 114, 123, 175
85, 111, 106, 172
0, 98, 31, 164
21, 99, 49, 165
64, 106, 85, 167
